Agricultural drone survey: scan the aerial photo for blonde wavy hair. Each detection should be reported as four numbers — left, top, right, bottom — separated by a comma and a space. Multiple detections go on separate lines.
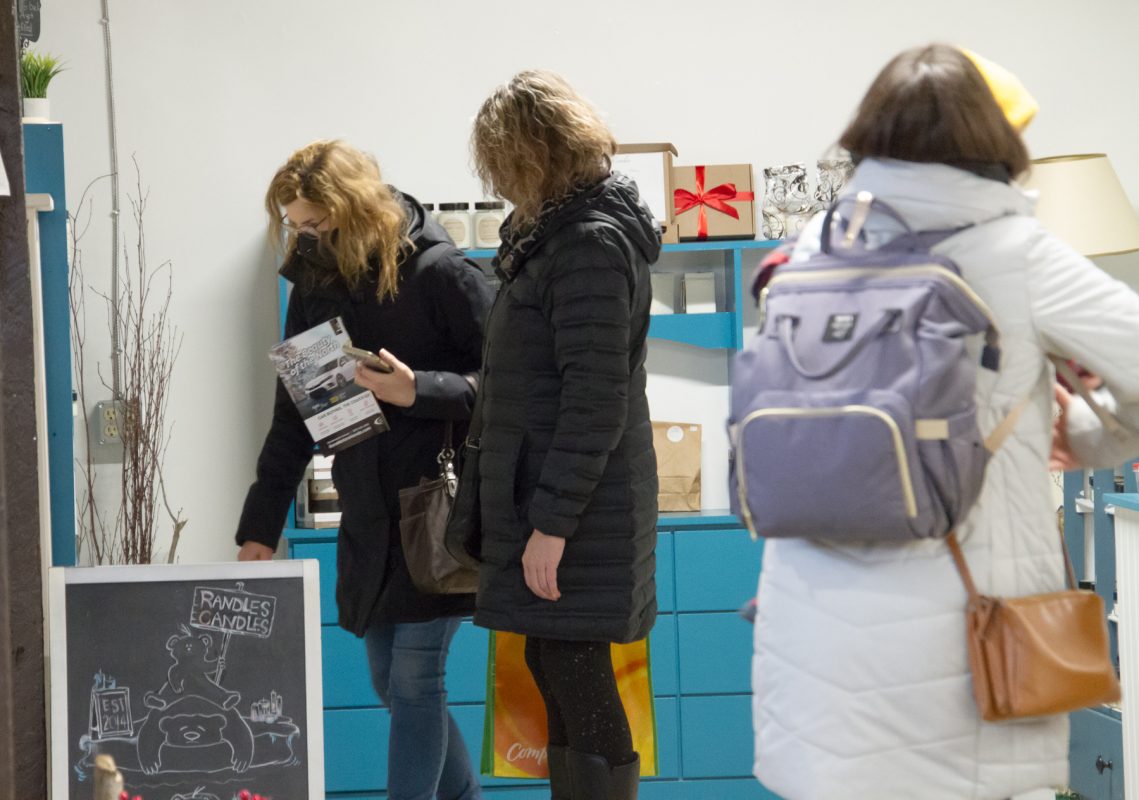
471, 70, 616, 223
265, 140, 410, 300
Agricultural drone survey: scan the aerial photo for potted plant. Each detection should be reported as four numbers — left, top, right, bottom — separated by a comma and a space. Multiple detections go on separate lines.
20, 49, 65, 122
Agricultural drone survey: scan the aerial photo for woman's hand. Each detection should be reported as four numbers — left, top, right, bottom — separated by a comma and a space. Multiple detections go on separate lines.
355, 348, 417, 407
522, 529, 565, 601
238, 541, 275, 561
1050, 383, 1083, 472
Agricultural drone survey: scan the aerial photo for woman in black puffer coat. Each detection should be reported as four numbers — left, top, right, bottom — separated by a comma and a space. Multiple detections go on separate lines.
237, 140, 492, 800
470, 70, 660, 800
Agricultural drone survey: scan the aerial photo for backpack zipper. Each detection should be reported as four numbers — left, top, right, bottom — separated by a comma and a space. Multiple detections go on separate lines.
734, 404, 918, 539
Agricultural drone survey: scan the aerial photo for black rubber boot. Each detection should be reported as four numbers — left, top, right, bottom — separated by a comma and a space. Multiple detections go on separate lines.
547, 744, 572, 800
567, 750, 640, 800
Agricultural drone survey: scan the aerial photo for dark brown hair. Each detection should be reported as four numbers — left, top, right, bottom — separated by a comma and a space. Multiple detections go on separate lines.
839, 44, 1029, 178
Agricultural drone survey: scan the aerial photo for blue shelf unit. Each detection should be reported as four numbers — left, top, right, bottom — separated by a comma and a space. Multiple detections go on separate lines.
472, 239, 779, 351
281, 238, 782, 797
1063, 464, 1138, 800
23, 123, 75, 567
285, 513, 777, 799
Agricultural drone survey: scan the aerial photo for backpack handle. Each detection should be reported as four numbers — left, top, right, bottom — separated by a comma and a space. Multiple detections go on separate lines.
776, 311, 900, 381
820, 191, 915, 254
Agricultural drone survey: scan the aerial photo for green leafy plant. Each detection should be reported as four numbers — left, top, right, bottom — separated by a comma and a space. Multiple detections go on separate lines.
20, 50, 65, 99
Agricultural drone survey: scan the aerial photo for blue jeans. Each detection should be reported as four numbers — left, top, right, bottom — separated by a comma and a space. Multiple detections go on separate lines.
364, 617, 481, 800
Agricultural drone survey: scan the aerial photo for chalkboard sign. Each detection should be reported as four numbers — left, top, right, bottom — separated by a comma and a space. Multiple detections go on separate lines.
17, 0, 40, 46
49, 561, 323, 800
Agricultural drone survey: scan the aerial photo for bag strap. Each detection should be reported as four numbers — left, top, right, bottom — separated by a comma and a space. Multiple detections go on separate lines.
441, 421, 454, 457
952, 358, 1079, 597
948, 527, 1079, 599
946, 533, 981, 601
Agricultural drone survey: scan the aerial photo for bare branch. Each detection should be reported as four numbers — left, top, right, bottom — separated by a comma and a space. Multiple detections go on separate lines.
68, 160, 188, 564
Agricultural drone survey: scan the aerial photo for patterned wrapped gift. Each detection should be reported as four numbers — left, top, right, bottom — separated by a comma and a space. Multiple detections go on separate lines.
672, 164, 756, 241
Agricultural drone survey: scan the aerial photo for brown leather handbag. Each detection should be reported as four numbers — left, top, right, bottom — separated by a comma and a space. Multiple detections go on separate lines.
398, 423, 479, 595
947, 531, 1120, 721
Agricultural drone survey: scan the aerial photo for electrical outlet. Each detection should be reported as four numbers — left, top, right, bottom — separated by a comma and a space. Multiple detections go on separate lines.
89, 400, 124, 463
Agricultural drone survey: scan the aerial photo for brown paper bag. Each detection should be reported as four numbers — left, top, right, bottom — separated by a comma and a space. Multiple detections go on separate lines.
652, 421, 701, 512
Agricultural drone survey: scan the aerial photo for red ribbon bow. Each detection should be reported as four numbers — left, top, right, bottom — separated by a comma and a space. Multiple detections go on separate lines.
673, 165, 755, 240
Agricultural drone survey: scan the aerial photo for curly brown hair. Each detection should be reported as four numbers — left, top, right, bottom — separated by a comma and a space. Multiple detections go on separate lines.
471, 70, 616, 223
840, 44, 1029, 178
265, 140, 410, 300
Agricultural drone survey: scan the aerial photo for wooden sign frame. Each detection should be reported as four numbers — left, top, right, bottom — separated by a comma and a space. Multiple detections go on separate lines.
48, 560, 323, 800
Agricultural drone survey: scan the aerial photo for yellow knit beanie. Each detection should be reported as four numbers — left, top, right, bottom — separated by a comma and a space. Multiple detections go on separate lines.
960, 47, 1038, 131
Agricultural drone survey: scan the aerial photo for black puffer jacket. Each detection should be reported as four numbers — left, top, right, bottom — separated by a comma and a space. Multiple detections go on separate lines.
237, 192, 495, 636
473, 174, 660, 643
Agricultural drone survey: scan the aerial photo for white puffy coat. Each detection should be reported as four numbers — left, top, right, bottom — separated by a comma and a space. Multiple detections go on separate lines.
752, 158, 1139, 800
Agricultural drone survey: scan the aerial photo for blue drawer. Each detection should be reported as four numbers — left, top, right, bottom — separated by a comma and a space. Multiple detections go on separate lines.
674, 528, 762, 612
291, 541, 337, 624
448, 620, 491, 703
322, 625, 375, 708
1070, 707, 1124, 800
657, 531, 675, 612
323, 619, 489, 708
649, 615, 678, 697
680, 695, 754, 779
640, 778, 778, 799
325, 705, 490, 793
325, 707, 389, 792
328, 791, 555, 800
677, 612, 752, 695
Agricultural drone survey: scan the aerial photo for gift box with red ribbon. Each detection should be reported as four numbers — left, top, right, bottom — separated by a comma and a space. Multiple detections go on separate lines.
672, 164, 756, 241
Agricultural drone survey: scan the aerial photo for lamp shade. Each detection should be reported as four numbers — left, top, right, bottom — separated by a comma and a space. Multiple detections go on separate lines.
1021, 154, 1139, 257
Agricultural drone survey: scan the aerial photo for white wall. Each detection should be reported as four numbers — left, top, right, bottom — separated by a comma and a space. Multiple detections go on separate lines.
37, 0, 1139, 563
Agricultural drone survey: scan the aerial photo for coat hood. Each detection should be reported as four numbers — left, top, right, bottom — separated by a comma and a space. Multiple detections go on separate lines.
838, 158, 1035, 236
496, 173, 661, 278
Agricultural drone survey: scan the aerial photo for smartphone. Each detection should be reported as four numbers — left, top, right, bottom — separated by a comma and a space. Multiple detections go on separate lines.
342, 343, 394, 373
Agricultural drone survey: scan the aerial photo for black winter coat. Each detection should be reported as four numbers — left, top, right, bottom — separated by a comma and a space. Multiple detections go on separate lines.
473, 174, 660, 643
237, 192, 495, 636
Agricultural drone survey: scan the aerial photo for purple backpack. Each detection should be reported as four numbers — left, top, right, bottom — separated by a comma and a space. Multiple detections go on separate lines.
729, 193, 1000, 542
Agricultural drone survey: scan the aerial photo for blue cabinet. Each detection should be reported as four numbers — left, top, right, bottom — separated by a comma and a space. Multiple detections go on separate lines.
1070, 707, 1124, 800
289, 516, 775, 798
1064, 465, 1136, 800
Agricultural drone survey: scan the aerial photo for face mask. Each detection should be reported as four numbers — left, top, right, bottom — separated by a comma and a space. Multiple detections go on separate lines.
296, 231, 338, 270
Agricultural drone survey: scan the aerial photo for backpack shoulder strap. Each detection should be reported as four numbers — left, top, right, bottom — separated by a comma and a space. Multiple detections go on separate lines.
984, 392, 1033, 453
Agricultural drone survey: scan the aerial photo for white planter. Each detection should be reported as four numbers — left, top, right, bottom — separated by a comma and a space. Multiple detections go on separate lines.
22, 97, 50, 122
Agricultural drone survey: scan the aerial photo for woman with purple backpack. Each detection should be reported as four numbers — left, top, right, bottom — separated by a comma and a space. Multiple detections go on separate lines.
748, 44, 1139, 800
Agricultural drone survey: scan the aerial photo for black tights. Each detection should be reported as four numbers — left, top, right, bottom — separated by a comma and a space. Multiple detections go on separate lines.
523, 636, 635, 766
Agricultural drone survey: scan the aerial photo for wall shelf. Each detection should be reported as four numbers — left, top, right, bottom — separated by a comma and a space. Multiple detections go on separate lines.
463, 239, 780, 261
464, 238, 779, 353
649, 312, 735, 349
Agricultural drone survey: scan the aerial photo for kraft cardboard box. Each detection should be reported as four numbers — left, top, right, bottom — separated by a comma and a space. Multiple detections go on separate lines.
613, 142, 678, 233
652, 421, 702, 512
672, 163, 756, 241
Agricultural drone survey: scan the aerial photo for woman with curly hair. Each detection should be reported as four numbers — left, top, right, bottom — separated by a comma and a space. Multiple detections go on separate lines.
236, 139, 492, 800
469, 71, 660, 800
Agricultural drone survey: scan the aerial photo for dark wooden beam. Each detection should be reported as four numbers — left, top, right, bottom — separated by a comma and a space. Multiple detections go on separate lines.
0, 0, 46, 795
